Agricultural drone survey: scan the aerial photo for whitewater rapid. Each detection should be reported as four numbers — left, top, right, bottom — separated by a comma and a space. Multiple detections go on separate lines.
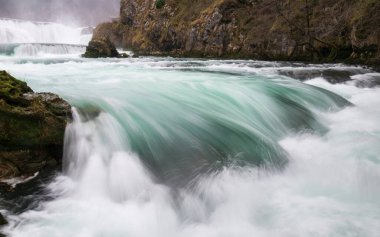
1, 20, 380, 237
0, 18, 91, 57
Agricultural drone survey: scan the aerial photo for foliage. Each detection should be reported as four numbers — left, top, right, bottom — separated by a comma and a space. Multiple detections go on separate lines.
155, 0, 165, 9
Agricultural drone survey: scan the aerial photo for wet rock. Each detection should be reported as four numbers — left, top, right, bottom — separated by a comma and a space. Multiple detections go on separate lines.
279, 69, 325, 81
83, 37, 120, 58
0, 71, 71, 184
76, 104, 102, 122
322, 69, 353, 84
0, 213, 7, 237
0, 213, 7, 226
354, 74, 380, 88
119, 53, 130, 58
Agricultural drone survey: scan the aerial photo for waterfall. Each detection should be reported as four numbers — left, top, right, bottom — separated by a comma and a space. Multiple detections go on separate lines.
0, 18, 379, 236
0, 18, 91, 56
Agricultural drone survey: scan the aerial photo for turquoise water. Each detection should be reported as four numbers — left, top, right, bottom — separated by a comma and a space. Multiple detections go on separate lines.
1, 19, 380, 237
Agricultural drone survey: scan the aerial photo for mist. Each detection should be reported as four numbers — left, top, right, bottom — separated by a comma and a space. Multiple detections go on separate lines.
0, 0, 120, 26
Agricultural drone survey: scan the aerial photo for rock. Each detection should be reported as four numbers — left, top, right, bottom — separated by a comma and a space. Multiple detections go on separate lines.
322, 70, 353, 84
279, 69, 356, 83
119, 53, 130, 58
0, 71, 71, 183
354, 74, 380, 88
0, 213, 6, 237
83, 37, 120, 58
0, 213, 7, 226
89, 0, 380, 67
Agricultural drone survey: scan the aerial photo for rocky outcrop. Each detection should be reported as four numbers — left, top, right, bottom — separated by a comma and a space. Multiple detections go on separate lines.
83, 36, 120, 58
89, 0, 380, 66
0, 71, 71, 183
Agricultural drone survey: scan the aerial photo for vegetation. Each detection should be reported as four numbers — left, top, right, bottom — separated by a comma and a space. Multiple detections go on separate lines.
155, 0, 165, 9
0, 70, 32, 106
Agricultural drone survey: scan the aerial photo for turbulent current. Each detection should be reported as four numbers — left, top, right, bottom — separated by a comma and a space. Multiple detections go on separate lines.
1, 19, 380, 237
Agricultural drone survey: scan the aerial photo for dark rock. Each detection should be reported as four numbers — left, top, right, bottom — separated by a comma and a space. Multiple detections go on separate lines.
0, 213, 7, 226
0, 71, 71, 184
279, 69, 325, 81
0, 213, 6, 237
83, 37, 120, 58
354, 75, 380, 88
119, 53, 130, 58
76, 104, 102, 122
322, 69, 353, 84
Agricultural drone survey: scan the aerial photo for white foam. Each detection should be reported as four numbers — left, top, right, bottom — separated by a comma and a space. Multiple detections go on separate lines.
0, 19, 91, 45
1, 57, 380, 237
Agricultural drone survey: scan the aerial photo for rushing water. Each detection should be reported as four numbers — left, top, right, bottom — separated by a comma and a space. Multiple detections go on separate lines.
1, 19, 380, 237
0, 18, 90, 57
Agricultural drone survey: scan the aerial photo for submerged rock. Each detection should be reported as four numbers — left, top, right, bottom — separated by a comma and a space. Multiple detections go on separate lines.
0, 71, 71, 184
82, 37, 120, 58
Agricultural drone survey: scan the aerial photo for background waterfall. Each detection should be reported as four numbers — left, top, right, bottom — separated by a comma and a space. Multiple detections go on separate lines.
1, 18, 380, 237
0, 18, 91, 56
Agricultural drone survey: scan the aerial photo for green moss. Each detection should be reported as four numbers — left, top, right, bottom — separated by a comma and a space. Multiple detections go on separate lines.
0, 71, 32, 106
155, 0, 166, 9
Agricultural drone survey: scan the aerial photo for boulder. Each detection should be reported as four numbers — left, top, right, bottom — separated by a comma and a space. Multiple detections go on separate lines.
0, 70, 71, 183
82, 37, 120, 58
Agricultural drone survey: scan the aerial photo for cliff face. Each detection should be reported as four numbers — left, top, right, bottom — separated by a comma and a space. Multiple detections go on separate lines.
90, 0, 379, 65
0, 71, 71, 184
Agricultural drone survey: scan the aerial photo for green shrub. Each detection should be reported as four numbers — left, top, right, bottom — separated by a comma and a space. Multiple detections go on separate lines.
155, 0, 165, 9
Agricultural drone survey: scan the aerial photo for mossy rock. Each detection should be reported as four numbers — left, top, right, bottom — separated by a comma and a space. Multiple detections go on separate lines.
83, 37, 120, 58
0, 71, 71, 182
0, 71, 32, 106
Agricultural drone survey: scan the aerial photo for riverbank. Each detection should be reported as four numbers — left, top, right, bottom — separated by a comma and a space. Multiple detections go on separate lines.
85, 0, 380, 69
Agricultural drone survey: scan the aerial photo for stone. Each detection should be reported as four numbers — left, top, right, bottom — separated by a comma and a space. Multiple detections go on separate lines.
83, 37, 120, 58
0, 213, 7, 226
0, 71, 71, 183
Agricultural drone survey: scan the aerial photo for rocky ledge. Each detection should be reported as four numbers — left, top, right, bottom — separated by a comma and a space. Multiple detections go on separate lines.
0, 70, 71, 187
85, 0, 380, 68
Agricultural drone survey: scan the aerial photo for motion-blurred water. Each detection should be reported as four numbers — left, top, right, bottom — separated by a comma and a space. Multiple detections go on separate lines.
1, 19, 380, 237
